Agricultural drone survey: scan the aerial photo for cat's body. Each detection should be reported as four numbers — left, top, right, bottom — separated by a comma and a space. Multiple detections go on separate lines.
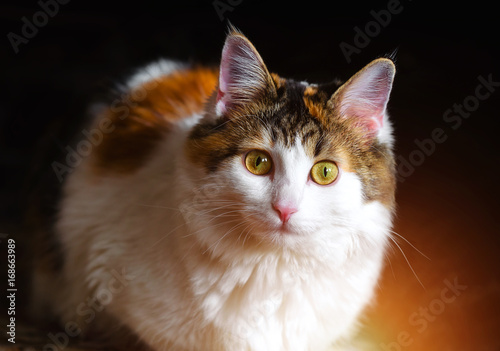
34, 30, 396, 350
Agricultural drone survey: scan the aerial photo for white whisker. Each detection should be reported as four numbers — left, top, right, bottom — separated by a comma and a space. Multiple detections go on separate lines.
388, 235, 426, 290
390, 230, 431, 261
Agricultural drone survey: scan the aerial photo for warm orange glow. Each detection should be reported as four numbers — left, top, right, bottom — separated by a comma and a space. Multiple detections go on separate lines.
362, 162, 500, 350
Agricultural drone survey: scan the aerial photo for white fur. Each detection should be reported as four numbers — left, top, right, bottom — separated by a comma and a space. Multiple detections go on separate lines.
47, 63, 394, 351
126, 59, 184, 90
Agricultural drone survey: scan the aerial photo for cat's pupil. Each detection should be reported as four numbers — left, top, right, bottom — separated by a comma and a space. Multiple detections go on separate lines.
323, 167, 328, 177
255, 156, 262, 167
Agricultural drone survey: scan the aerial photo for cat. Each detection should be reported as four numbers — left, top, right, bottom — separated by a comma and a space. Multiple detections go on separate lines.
33, 28, 397, 351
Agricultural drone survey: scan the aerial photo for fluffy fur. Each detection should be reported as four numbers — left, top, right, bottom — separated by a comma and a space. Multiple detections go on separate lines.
34, 29, 397, 350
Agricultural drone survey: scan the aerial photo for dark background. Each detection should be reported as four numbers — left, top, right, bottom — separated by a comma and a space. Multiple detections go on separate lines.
1, 0, 499, 350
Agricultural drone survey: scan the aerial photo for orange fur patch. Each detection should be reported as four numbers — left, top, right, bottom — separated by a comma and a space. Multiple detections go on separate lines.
303, 86, 318, 96
271, 73, 285, 89
303, 96, 328, 122
92, 67, 218, 174
303, 85, 330, 124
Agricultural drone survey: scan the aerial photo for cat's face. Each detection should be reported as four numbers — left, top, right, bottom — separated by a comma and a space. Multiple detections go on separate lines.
182, 30, 396, 259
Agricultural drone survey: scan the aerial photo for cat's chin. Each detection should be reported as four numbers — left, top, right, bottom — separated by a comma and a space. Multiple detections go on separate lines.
271, 228, 302, 246
273, 224, 299, 236
254, 222, 310, 248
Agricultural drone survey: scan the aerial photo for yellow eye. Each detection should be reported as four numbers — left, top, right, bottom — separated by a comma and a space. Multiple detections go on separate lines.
245, 150, 272, 175
310, 161, 339, 185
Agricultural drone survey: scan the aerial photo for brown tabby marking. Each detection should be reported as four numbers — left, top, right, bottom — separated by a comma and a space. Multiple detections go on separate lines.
92, 67, 218, 174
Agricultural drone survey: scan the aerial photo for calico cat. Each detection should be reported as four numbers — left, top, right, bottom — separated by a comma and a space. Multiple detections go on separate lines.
34, 28, 396, 350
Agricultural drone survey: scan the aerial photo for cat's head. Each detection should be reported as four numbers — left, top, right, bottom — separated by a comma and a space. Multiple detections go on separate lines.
181, 29, 396, 260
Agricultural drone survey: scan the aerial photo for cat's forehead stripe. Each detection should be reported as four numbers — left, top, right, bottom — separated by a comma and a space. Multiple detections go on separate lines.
274, 80, 329, 157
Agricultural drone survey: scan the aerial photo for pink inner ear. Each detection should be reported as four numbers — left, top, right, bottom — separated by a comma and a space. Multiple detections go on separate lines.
216, 88, 225, 102
217, 37, 248, 106
350, 101, 385, 131
218, 53, 231, 96
340, 62, 394, 134
215, 33, 272, 116
216, 52, 232, 115
363, 115, 383, 131
215, 88, 227, 115
341, 97, 385, 134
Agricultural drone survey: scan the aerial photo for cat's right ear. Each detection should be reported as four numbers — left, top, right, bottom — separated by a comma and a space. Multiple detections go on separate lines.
329, 58, 395, 143
215, 30, 276, 117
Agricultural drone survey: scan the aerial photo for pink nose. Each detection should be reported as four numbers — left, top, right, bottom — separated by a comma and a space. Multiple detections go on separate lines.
272, 202, 298, 223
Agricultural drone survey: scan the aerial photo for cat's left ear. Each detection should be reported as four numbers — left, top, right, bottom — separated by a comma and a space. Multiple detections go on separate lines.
215, 30, 276, 116
329, 58, 395, 142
